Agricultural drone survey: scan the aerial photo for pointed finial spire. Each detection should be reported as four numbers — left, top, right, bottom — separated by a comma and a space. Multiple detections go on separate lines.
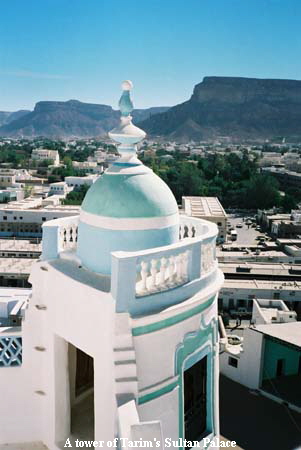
119, 80, 134, 116
108, 81, 146, 162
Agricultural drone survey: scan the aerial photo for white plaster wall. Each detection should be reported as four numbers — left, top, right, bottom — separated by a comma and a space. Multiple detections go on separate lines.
240, 329, 264, 389
133, 296, 219, 445
133, 297, 217, 390
219, 352, 242, 384
220, 329, 264, 390
0, 259, 116, 450
220, 287, 300, 305
138, 387, 179, 447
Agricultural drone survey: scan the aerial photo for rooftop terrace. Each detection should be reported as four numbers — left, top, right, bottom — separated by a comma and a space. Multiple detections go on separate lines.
41, 214, 223, 316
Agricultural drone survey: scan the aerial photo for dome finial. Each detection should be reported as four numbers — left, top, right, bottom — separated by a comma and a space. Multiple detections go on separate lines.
119, 80, 134, 117
109, 81, 146, 161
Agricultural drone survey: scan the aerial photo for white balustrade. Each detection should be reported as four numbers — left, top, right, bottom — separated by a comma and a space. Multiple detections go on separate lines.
201, 241, 216, 274
179, 219, 206, 240
136, 250, 190, 296
60, 224, 78, 250
42, 216, 79, 260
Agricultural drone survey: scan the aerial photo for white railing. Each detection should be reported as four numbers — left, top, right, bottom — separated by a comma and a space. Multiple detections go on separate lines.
42, 215, 79, 260
136, 249, 190, 297
41, 214, 218, 311
111, 216, 218, 312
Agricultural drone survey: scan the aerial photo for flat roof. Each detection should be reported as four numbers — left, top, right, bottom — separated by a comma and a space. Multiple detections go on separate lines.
0, 239, 41, 251
254, 322, 301, 347
220, 262, 301, 270
221, 278, 301, 291
182, 196, 227, 218
0, 258, 36, 274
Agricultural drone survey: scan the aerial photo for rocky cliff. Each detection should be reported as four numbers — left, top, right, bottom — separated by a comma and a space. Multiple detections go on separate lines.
140, 76, 301, 141
0, 100, 169, 138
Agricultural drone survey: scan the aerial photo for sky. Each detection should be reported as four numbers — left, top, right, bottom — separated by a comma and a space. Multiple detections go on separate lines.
1, 0, 301, 111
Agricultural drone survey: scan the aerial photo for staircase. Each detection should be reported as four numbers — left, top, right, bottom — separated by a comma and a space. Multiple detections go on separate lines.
114, 314, 138, 403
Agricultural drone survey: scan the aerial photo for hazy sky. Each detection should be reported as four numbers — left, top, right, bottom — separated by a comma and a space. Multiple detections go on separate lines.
1, 0, 301, 111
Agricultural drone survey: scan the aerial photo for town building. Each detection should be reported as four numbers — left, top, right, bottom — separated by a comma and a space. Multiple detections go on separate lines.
65, 175, 98, 188
0, 287, 31, 327
49, 181, 71, 197
0, 199, 80, 237
31, 149, 60, 166
0, 82, 223, 449
251, 298, 297, 325
182, 196, 227, 243
219, 279, 301, 318
220, 311, 301, 412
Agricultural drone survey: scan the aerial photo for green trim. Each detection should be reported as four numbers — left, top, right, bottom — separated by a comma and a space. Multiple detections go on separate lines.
132, 296, 215, 336
138, 380, 179, 405
175, 320, 217, 450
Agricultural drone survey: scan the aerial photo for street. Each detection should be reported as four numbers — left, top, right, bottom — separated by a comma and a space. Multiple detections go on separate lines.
220, 375, 301, 450
226, 215, 266, 246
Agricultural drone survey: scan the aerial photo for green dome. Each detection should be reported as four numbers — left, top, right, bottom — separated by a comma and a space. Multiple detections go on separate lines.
81, 170, 178, 219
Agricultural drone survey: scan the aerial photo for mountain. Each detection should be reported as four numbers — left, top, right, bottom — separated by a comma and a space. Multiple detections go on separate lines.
0, 110, 30, 127
0, 100, 169, 138
139, 76, 301, 141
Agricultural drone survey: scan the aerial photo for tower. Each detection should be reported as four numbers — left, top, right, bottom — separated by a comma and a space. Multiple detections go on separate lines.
77, 80, 179, 274
0, 82, 223, 450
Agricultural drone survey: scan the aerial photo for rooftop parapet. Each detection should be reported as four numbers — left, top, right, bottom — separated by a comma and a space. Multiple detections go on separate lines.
41, 215, 222, 316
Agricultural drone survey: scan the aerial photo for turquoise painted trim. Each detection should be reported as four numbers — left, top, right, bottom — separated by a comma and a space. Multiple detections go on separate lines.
174, 318, 217, 450
138, 380, 178, 405
132, 295, 215, 336
114, 162, 141, 167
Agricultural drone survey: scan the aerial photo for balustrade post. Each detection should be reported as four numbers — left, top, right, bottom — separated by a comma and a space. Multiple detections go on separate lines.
111, 252, 137, 313
190, 242, 201, 280
41, 224, 61, 260
150, 259, 157, 290
140, 261, 149, 292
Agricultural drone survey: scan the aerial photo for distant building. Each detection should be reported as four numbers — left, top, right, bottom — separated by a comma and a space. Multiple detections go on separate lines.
263, 166, 301, 188
65, 175, 98, 188
0, 287, 31, 327
251, 298, 297, 325
271, 220, 301, 239
31, 148, 60, 166
182, 196, 227, 243
219, 278, 301, 318
220, 317, 301, 412
0, 199, 79, 237
0, 188, 24, 203
49, 181, 70, 197
0, 172, 16, 188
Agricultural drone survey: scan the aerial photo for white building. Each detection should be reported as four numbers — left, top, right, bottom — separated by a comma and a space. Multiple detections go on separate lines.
220, 313, 301, 412
182, 196, 228, 243
49, 181, 71, 197
31, 149, 60, 166
0, 287, 31, 326
0, 82, 223, 449
219, 279, 301, 313
65, 175, 98, 188
0, 199, 80, 237
251, 299, 297, 325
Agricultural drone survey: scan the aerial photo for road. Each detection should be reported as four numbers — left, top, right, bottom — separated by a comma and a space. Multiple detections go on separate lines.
220, 375, 301, 450
227, 215, 266, 246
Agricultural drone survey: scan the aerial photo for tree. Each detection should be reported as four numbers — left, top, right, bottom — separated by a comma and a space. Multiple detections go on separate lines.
243, 175, 281, 209
62, 184, 90, 205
